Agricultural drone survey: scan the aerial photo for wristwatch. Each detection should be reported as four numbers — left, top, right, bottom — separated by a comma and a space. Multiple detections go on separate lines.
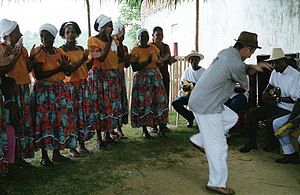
276, 97, 280, 103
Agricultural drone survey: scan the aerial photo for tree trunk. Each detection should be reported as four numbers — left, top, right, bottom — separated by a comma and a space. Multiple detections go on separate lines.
195, 0, 199, 51
85, 0, 91, 37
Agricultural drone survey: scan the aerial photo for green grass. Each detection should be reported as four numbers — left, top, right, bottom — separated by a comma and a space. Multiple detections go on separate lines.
1, 112, 252, 194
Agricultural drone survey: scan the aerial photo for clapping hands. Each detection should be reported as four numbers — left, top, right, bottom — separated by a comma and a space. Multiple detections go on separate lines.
59, 55, 72, 76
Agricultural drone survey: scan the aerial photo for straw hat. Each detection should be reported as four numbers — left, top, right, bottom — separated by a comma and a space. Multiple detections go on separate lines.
185, 50, 204, 61
265, 48, 286, 61
234, 31, 261, 49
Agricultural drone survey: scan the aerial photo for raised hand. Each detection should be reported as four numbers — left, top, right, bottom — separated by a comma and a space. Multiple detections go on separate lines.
169, 56, 178, 64
58, 55, 70, 71
82, 49, 89, 61
116, 28, 125, 39
91, 48, 104, 59
15, 37, 23, 48
255, 62, 273, 72
3, 45, 13, 57
30, 44, 42, 58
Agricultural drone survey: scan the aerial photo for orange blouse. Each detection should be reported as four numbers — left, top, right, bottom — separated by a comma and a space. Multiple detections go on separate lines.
87, 36, 119, 70
0, 44, 31, 85
31, 47, 66, 82
63, 50, 90, 83
130, 44, 159, 69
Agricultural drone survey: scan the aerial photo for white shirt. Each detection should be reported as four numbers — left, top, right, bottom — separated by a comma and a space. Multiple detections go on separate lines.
181, 66, 206, 83
269, 65, 299, 111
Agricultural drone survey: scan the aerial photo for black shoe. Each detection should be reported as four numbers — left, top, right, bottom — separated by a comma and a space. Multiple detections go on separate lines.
158, 129, 167, 137
275, 152, 300, 164
96, 140, 107, 150
40, 158, 54, 167
187, 120, 193, 128
52, 154, 71, 162
152, 126, 159, 133
142, 132, 152, 139
163, 125, 171, 133
240, 143, 257, 153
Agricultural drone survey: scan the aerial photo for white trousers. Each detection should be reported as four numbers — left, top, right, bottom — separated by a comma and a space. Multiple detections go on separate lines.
273, 114, 296, 154
191, 106, 238, 187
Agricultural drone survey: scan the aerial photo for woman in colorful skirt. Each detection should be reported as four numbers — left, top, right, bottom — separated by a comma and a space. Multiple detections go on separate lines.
130, 28, 169, 138
151, 26, 177, 132
1, 77, 19, 173
30, 23, 76, 166
87, 14, 125, 148
59, 21, 95, 156
0, 18, 35, 166
0, 44, 22, 176
112, 24, 130, 139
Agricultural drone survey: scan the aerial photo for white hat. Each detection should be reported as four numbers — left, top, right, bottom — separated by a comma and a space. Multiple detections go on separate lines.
265, 48, 286, 61
185, 50, 204, 61
137, 28, 148, 40
95, 14, 112, 32
39, 23, 58, 38
0, 18, 18, 41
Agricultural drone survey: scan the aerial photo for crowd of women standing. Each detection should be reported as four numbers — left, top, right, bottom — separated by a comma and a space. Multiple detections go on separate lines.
0, 14, 175, 177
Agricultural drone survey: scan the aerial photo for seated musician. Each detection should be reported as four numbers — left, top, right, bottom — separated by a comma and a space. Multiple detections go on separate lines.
225, 79, 249, 114
172, 50, 205, 128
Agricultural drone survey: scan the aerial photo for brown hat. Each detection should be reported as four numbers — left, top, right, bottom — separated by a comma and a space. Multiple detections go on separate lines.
234, 31, 261, 49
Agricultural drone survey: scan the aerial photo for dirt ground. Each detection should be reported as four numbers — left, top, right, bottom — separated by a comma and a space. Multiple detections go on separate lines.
102, 144, 300, 195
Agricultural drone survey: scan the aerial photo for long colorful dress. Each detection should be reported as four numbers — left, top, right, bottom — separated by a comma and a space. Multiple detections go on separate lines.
0, 44, 35, 159
130, 44, 168, 127
87, 37, 124, 133
116, 47, 129, 126
63, 49, 95, 143
30, 47, 76, 151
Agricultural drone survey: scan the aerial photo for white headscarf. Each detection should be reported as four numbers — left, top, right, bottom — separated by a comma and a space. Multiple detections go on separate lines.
112, 24, 124, 36
0, 19, 18, 42
95, 14, 112, 32
137, 28, 148, 40
39, 23, 58, 38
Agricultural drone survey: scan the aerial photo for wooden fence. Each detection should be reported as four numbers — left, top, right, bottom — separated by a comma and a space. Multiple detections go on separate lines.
124, 56, 189, 111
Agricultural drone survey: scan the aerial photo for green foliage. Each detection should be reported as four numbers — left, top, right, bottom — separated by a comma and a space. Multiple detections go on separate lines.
116, 1, 141, 49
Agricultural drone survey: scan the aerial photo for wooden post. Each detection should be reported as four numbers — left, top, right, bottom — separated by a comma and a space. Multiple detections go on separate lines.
85, 0, 91, 37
